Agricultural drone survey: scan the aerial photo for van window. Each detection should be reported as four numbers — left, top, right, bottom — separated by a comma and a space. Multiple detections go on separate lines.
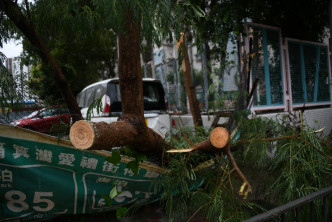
78, 80, 166, 113
77, 91, 86, 108
144, 85, 159, 102
85, 87, 95, 108
105, 83, 121, 112
143, 82, 165, 111
94, 85, 107, 101
106, 83, 121, 102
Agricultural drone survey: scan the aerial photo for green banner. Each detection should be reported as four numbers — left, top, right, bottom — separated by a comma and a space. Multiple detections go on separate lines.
0, 136, 168, 221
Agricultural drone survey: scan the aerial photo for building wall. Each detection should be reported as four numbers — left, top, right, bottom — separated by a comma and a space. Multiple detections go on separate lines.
171, 108, 332, 137
5, 57, 31, 99
303, 108, 332, 135
257, 108, 332, 136
162, 24, 331, 137
151, 36, 240, 112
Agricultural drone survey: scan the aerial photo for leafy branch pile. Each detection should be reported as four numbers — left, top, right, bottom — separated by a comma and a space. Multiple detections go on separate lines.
152, 126, 254, 222
149, 112, 331, 222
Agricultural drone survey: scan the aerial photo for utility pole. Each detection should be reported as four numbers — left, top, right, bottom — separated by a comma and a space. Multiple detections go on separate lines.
329, 0, 332, 101
202, 43, 209, 110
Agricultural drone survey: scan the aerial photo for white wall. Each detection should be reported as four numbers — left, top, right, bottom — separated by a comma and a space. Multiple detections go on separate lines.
257, 108, 332, 136
171, 107, 332, 136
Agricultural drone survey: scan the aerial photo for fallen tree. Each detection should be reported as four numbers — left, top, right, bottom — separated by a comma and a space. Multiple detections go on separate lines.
67, 1, 251, 199
70, 119, 252, 197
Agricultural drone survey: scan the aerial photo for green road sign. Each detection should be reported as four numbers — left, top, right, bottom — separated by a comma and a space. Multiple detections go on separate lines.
0, 135, 165, 221
0, 124, 207, 221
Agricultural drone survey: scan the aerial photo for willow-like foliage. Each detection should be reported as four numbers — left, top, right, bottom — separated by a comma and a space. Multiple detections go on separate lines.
0, 52, 25, 118
236, 112, 331, 220
152, 112, 331, 221
0, 8, 23, 113
153, 126, 257, 222
30, 0, 204, 46
94, 0, 204, 44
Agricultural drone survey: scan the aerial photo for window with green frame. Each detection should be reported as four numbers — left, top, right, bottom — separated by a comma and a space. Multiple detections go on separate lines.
249, 26, 284, 107
288, 41, 330, 104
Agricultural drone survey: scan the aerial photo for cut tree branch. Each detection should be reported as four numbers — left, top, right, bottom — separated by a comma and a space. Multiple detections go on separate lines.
70, 117, 168, 158
168, 127, 252, 198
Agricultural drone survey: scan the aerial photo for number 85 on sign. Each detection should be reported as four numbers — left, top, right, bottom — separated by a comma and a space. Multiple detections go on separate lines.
5, 190, 55, 213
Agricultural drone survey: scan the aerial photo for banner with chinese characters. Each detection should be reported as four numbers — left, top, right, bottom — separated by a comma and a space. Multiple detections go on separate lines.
0, 134, 168, 221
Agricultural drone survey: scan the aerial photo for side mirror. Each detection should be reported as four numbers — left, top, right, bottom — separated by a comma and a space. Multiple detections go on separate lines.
38, 113, 44, 118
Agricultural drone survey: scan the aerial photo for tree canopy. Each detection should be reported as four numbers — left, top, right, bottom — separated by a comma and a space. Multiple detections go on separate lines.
18, 0, 117, 104
1, 0, 329, 106
247, 0, 329, 42
192, 0, 329, 63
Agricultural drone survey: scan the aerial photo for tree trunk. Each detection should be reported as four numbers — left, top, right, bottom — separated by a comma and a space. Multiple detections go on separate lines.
0, 0, 83, 122
70, 6, 167, 158
177, 33, 203, 128
227, 33, 248, 132
70, 120, 165, 155
118, 10, 144, 122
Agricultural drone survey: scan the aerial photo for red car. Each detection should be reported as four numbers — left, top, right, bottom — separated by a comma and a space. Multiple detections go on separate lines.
10, 105, 71, 134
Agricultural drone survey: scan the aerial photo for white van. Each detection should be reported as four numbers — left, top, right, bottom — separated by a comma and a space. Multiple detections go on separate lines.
77, 78, 170, 137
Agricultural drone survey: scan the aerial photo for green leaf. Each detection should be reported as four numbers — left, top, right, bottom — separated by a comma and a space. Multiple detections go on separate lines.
86, 97, 103, 120
127, 160, 139, 174
135, 153, 147, 163
190, 4, 205, 18
116, 207, 127, 219
100, 194, 112, 206
105, 150, 121, 165
109, 186, 118, 199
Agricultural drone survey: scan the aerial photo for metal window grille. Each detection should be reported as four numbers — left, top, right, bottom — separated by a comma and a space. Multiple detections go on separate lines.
288, 41, 331, 105
249, 26, 284, 107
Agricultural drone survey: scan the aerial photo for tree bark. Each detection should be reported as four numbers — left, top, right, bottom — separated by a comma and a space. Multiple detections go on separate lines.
0, 0, 83, 122
177, 33, 203, 128
227, 33, 248, 132
118, 9, 145, 122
